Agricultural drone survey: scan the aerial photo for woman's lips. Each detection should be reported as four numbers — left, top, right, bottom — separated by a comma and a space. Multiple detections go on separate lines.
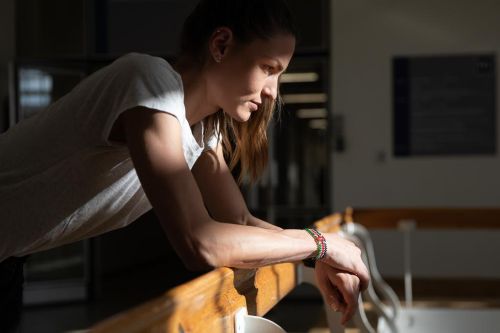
248, 101, 259, 111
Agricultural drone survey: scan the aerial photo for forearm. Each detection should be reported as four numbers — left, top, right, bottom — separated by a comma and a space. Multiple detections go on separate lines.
245, 214, 283, 231
193, 220, 315, 269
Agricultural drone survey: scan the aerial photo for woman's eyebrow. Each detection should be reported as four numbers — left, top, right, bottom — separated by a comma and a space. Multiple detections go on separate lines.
275, 60, 284, 72
264, 56, 285, 72
274, 59, 284, 72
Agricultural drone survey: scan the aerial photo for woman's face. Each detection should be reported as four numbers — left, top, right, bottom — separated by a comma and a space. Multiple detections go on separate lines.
207, 30, 296, 122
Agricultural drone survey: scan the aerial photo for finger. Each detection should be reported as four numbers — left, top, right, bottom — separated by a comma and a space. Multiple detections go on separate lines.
326, 287, 344, 313
357, 264, 370, 291
353, 244, 371, 291
347, 245, 370, 291
328, 273, 351, 324
331, 286, 345, 313
326, 283, 345, 312
348, 256, 369, 291
341, 262, 369, 292
344, 281, 359, 324
334, 274, 360, 325
325, 267, 348, 312
316, 267, 344, 312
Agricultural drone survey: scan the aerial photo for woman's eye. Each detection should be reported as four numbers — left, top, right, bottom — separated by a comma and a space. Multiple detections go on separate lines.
262, 65, 273, 74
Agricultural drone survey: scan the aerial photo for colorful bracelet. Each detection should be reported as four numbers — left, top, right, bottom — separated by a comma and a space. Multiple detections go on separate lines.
304, 228, 328, 260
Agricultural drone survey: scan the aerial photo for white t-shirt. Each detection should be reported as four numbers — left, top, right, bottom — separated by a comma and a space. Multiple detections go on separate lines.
0, 53, 217, 262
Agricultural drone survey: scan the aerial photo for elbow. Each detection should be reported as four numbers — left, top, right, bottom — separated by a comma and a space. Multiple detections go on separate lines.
178, 234, 226, 271
178, 245, 214, 272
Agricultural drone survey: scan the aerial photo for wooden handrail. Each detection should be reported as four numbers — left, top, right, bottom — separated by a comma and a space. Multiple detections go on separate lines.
347, 207, 500, 229
89, 213, 342, 333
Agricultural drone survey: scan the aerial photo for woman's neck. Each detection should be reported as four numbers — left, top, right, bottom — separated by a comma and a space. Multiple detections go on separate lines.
175, 63, 219, 126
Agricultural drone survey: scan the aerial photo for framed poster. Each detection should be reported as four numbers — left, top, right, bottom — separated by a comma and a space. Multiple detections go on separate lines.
393, 54, 496, 156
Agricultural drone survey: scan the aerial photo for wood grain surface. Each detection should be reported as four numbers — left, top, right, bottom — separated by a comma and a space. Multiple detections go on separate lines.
89, 213, 342, 333
348, 207, 500, 229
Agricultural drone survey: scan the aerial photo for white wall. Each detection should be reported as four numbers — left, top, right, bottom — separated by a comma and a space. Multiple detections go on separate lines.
0, 0, 15, 132
330, 0, 500, 278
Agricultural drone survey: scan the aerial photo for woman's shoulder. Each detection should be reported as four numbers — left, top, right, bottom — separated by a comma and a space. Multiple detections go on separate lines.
115, 52, 167, 67
110, 52, 181, 87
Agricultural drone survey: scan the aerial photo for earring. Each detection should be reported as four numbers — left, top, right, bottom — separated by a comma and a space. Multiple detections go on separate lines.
214, 55, 222, 63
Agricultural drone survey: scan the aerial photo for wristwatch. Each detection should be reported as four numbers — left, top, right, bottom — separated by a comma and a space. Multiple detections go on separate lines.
302, 257, 316, 268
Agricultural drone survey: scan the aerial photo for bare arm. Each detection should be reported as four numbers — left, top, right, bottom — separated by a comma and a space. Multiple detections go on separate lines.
121, 107, 369, 289
192, 142, 282, 231
193, 145, 368, 307
122, 107, 315, 270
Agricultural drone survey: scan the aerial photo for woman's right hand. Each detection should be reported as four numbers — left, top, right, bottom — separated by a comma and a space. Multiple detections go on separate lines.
315, 261, 361, 325
320, 233, 370, 291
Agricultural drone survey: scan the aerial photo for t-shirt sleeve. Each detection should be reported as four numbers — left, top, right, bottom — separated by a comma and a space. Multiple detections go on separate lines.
96, 53, 185, 145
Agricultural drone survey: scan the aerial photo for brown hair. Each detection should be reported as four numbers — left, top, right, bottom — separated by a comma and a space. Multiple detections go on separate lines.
178, 0, 296, 183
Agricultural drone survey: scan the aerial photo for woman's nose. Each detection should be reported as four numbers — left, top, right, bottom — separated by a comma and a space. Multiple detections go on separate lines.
262, 82, 278, 100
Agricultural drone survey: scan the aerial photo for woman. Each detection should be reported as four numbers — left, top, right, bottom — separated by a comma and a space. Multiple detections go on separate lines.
0, 0, 369, 330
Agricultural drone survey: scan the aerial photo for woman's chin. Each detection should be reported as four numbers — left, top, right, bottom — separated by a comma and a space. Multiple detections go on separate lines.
239, 113, 252, 122
226, 110, 251, 123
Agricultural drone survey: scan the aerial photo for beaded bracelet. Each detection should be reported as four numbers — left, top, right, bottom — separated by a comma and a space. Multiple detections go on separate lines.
304, 228, 328, 260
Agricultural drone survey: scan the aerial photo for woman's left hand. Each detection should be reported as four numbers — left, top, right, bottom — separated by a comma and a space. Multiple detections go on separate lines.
314, 261, 361, 325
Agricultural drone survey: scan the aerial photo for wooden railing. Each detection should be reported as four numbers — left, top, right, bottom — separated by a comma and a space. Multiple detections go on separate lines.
348, 207, 500, 229
88, 213, 343, 333
88, 208, 500, 333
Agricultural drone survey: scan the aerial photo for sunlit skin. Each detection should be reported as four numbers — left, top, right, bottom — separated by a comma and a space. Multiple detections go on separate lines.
180, 27, 294, 125
115, 28, 368, 325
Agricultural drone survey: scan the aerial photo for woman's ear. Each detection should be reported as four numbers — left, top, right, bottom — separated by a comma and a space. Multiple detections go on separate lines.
209, 27, 233, 63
